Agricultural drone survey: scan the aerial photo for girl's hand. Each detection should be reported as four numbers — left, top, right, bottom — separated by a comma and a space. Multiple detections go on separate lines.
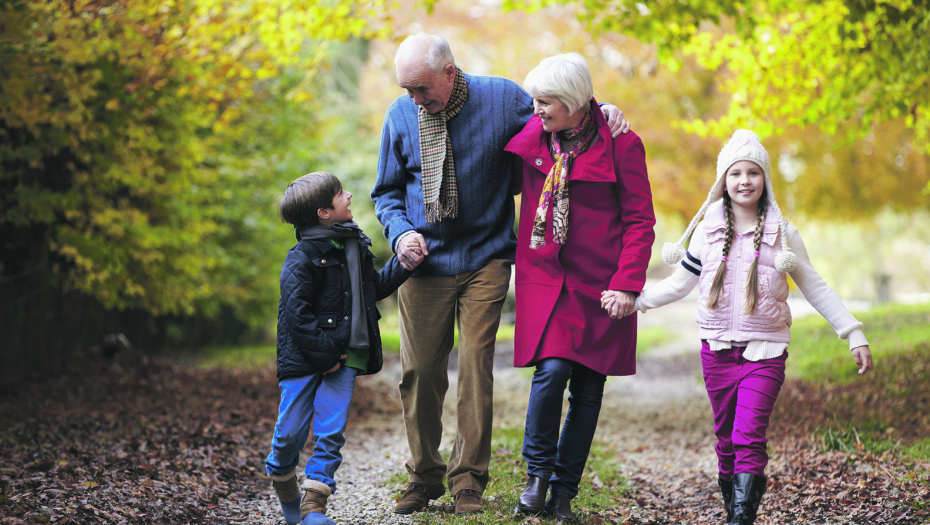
851, 346, 873, 375
600, 290, 636, 319
324, 355, 348, 375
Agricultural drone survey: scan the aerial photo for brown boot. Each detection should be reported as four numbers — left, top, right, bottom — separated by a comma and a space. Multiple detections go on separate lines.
300, 479, 332, 519
393, 482, 446, 515
454, 489, 483, 514
269, 468, 301, 525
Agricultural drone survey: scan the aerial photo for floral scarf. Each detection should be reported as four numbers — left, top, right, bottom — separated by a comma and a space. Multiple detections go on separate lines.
529, 108, 599, 249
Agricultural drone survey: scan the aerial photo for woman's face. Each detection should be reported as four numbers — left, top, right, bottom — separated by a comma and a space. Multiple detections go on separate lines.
725, 160, 765, 211
533, 96, 582, 133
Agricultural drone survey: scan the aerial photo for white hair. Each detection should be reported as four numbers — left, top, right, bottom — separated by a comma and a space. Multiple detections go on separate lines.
523, 52, 594, 115
395, 32, 455, 72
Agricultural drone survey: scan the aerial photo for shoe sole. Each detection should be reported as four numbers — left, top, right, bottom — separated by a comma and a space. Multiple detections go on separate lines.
394, 491, 446, 515
516, 503, 546, 514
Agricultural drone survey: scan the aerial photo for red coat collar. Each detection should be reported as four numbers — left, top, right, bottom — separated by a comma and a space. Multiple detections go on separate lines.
504, 97, 615, 182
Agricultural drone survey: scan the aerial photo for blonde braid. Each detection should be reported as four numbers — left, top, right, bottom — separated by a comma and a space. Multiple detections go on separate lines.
707, 193, 735, 309
744, 195, 768, 313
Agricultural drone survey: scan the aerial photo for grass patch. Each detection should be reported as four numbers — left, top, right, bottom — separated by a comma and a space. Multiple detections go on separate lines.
788, 302, 930, 383
197, 344, 276, 371
636, 325, 674, 355
389, 426, 629, 524
814, 416, 902, 457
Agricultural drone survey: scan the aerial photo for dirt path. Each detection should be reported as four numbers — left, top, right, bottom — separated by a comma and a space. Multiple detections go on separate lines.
5, 297, 922, 524
249, 296, 927, 524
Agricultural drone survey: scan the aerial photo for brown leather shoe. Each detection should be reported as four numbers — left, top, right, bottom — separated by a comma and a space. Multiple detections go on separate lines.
394, 482, 446, 515
454, 489, 483, 514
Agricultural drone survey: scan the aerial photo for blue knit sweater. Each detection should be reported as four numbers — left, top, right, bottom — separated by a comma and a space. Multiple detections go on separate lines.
372, 73, 534, 276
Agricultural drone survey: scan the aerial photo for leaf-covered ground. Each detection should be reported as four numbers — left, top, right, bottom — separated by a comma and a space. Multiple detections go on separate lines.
2, 343, 929, 524
0, 355, 284, 524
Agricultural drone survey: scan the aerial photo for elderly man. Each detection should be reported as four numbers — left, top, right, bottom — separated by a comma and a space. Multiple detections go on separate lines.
372, 33, 630, 515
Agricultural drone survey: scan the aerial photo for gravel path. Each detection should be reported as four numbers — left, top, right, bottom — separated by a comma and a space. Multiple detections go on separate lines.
232, 294, 719, 524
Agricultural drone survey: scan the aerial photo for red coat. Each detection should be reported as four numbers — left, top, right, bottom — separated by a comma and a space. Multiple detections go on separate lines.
504, 100, 656, 376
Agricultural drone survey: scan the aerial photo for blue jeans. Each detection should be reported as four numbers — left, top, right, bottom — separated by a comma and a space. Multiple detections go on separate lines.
265, 366, 358, 492
522, 357, 606, 499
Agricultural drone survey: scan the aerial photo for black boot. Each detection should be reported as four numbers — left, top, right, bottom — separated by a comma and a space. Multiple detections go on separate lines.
718, 476, 734, 522
546, 494, 576, 522
517, 475, 549, 514
728, 473, 766, 525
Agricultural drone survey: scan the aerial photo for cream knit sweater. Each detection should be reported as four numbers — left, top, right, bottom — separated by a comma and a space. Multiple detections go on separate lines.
636, 222, 869, 361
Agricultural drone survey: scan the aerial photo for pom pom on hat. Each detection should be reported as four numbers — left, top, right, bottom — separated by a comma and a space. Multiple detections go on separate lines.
774, 248, 798, 273
662, 129, 797, 273
662, 242, 686, 265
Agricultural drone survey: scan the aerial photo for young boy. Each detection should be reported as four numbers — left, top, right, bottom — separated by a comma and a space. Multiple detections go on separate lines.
267, 172, 423, 525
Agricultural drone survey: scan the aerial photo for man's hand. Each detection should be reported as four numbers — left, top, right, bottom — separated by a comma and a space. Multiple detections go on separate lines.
600, 290, 637, 319
397, 231, 427, 270
600, 104, 631, 138
851, 345, 873, 375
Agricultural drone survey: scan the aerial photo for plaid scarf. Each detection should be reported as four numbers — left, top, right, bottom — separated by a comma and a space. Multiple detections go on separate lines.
418, 67, 468, 223
530, 108, 599, 249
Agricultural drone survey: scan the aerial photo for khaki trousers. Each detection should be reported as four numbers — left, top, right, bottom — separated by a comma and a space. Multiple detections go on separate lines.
397, 259, 511, 495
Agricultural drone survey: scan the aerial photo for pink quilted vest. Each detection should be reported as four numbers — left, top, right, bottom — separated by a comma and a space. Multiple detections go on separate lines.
696, 201, 792, 343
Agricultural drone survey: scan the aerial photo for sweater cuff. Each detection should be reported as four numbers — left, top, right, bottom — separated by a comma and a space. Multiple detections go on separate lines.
393, 230, 417, 252
846, 328, 869, 350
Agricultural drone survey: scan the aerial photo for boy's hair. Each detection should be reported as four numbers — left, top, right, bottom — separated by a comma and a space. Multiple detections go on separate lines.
277, 172, 342, 227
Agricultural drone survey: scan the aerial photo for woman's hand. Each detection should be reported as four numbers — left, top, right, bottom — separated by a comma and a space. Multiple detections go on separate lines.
600, 290, 636, 319
851, 345, 873, 375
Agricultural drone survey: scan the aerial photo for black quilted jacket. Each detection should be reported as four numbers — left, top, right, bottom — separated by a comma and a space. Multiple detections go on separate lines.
275, 233, 410, 381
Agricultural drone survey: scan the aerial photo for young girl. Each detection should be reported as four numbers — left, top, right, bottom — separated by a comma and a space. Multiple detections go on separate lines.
604, 129, 873, 525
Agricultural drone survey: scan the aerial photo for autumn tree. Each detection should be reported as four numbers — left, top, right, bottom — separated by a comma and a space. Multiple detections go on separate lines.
0, 0, 391, 381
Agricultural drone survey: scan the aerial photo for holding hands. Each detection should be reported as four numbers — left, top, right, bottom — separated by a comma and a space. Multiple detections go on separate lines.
600, 290, 637, 319
397, 231, 428, 271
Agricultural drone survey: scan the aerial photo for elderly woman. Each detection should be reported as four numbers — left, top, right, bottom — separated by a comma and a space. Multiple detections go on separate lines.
504, 53, 656, 520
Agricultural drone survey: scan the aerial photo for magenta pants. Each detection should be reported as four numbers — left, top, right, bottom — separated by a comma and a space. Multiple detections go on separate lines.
700, 341, 787, 479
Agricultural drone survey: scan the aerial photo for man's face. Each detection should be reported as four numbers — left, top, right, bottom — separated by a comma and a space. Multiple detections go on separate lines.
396, 61, 456, 114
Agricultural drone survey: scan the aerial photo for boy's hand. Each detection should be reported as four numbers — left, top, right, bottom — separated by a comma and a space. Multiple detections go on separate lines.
398, 232, 427, 270
324, 355, 348, 375
851, 345, 873, 375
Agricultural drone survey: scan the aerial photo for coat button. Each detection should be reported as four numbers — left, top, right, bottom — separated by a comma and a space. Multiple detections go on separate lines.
344, 316, 349, 320
321, 259, 326, 264
535, 158, 543, 166
327, 318, 333, 324
345, 291, 349, 296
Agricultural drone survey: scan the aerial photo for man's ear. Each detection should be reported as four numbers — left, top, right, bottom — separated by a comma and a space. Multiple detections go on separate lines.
443, 63, 456, 81
317, 208, 330, 221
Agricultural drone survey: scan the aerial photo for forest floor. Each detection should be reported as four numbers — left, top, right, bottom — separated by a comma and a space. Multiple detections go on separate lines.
2, 300, 929, 525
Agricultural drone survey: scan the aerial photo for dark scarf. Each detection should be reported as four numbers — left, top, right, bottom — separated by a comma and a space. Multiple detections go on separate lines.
298, 221, 368, 351
418, 66, 468, 223
529, 105, 599, 249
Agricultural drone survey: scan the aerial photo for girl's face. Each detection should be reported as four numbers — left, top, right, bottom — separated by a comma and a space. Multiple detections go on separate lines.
533, 96, 582, 133
725, 161, 765, 211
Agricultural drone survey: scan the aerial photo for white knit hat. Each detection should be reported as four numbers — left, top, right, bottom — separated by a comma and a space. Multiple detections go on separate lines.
661, 129, 798, 272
